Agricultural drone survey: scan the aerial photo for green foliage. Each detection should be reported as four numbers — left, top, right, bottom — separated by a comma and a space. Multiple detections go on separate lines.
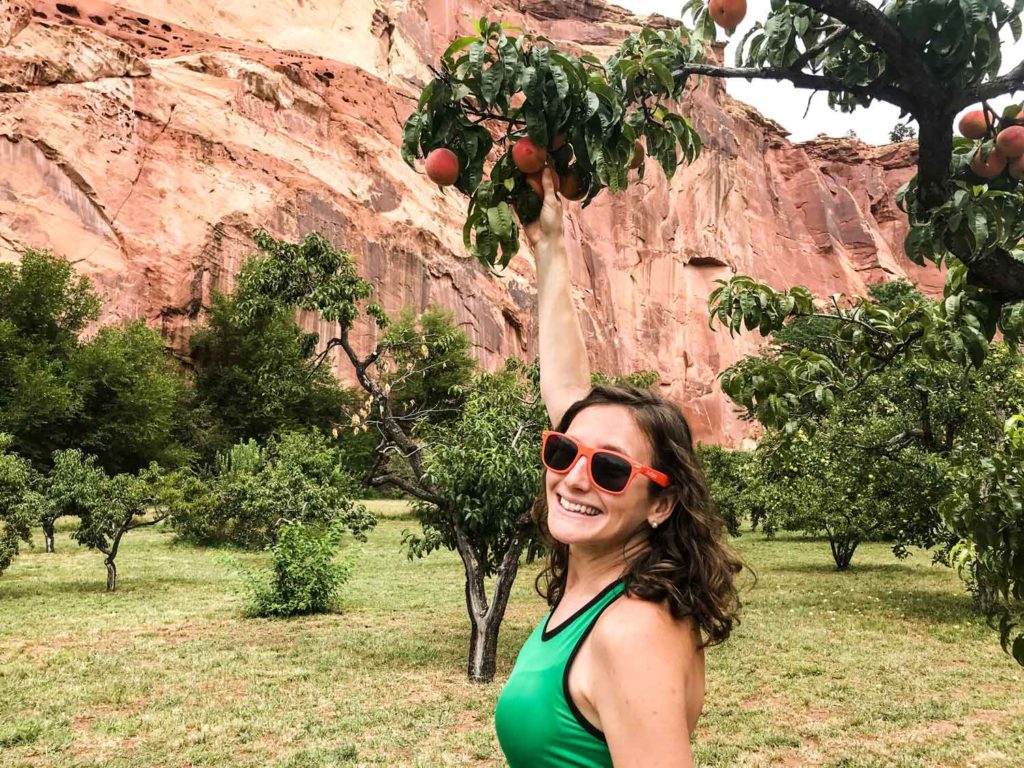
172, 431, 376, 550
0, 250, 189, 473
942, 415, 1024, 664
403, 18, 702, 267
0, 249, 100, 467
236, 230, 386, 331
236, 518, 355, 618
684, 0, 1021, 108
694, 444, 748, 537
0, 434, 34, 576
708, 276, 1014, 434
403, 359, 546, 575
189, 290, 350, 462
889, 122, 917, 142
378, 307, 477, 427
69, 322, 191, 474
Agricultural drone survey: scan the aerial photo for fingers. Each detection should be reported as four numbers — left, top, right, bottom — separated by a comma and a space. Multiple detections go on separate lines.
542, 167, 555, 194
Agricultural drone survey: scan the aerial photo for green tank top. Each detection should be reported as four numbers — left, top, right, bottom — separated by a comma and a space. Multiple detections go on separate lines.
495, 578, 626, 767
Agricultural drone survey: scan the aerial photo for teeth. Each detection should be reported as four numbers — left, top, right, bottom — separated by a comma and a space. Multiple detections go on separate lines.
559, 495, 601, 516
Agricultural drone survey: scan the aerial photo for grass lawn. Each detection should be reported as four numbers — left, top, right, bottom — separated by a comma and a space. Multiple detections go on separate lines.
1, 500, 1022, 767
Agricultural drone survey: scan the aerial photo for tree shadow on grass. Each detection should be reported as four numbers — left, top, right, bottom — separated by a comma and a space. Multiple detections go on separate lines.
771, 561, 917, 576
0, 573, 213, 602
866, 586, 977, 624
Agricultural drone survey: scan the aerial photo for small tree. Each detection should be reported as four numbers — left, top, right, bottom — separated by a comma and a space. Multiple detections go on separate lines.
694, 444, 748, 537
66, 460, 180, 591
35, 448, 105, 553
889, 121, 917, 142
404, 360, 546, 681
0, 434, 33, 577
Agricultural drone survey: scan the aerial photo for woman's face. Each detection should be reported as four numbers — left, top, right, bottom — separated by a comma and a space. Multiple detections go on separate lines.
545, 403, 669, 550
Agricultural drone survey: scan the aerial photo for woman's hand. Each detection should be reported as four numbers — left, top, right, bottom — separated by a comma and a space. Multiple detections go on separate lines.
521, 168, 565, 250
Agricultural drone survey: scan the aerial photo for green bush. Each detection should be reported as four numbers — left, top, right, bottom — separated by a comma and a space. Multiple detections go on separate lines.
240, 519, 354, 617
172, 431, 376, 549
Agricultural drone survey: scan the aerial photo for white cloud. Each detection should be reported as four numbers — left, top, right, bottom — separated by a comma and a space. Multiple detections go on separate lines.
610, 0, 1024, 144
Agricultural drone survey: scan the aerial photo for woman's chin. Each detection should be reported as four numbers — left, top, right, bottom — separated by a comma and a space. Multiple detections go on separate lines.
547, 496, 604, 543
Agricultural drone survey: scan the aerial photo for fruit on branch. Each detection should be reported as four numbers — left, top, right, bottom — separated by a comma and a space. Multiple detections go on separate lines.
971, 147, 1008, 178
995, 125, 1024, 158
512, 138, 547, 174
425, 148, 460, 186
526, 169, 560, 201
958, 109, 990, 140
709, 0, 747, 30
559, 166, 589, 201
1009, 154, 1024, 181
629, 139, 644, 170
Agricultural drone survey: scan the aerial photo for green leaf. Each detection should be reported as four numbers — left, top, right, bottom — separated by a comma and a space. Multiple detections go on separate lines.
443, 35, 481, 62
649, 61, 675, 93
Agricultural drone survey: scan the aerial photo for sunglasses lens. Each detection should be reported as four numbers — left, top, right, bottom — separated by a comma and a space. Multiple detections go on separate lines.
543, 434, 579, 471
591, 452, 633, 492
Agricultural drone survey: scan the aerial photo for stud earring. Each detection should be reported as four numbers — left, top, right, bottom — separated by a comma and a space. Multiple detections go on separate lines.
650, 520, 659, 528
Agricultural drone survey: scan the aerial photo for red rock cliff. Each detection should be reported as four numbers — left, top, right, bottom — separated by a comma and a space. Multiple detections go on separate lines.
0, 0, 942, 446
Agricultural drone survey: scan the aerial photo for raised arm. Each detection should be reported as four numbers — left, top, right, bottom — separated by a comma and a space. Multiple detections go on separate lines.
522, 168, 592, 428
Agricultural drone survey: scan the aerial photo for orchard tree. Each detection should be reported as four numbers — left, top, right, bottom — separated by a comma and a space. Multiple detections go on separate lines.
231, 231, 533, 681
943, 415, 1024, 664
0, 434, 34, 576
403, 359, 547, 681
66, 459, 191, 592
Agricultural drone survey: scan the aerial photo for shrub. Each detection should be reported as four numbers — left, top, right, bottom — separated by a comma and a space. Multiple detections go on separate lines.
172, 431, 376, 549
239, 519, 354, 617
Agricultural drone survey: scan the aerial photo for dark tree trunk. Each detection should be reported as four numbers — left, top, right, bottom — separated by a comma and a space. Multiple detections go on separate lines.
455, 517, 529, 683
105, 558, 117, 592
829, 538, 859, 571
43, 519, 55, 553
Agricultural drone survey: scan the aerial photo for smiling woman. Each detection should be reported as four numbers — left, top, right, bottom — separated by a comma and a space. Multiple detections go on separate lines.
493, 169, 749, 768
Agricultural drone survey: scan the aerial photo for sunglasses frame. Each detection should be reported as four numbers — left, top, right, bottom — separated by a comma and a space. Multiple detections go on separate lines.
541, 430, 671, 495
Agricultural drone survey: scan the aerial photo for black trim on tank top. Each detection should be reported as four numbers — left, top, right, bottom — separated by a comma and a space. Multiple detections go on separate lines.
541, 577, 624, 642
561, 588, 627, 743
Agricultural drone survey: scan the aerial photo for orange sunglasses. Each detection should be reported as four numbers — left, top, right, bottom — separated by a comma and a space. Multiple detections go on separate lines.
541, 431, 671, 495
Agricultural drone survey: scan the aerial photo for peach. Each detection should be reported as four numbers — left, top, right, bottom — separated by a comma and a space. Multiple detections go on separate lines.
709, 0, 747, 29
512, 138, 547, 174
971, 147, 1007, 178
996, 125, 1024, 158
424, 148, 459, 186
958, 109, 989, 140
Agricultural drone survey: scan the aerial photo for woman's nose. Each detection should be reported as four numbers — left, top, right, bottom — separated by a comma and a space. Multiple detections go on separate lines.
564, 456, 591, 489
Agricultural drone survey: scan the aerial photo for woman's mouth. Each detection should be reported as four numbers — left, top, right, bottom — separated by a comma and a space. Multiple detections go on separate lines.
558, 494, 602, 517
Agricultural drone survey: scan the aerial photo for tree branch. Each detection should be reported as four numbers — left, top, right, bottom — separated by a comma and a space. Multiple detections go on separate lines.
953, 60, 1024, 111
368, 473, 444, 506
672, 62, 915, 112
788, 0, 936, 101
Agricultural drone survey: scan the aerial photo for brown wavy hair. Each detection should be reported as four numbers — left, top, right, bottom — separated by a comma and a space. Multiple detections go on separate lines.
532, 384, 752, 648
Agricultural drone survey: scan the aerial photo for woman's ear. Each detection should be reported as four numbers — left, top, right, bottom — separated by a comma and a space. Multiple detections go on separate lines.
653, 490, 677, 524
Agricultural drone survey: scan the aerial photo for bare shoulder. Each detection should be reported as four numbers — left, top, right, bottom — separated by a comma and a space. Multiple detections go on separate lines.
594, 593, 703, 659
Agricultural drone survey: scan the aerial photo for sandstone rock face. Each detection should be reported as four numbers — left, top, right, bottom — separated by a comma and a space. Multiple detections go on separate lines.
0, 0, 942, 446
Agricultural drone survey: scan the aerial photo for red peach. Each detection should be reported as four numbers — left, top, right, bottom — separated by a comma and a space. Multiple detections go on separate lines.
971, 147, 1007, 178
424, 148, 459, 186
709, 0, 747, 29
958, 109, 989, 140
996, 125, 1024, 158
512, 138, 547, 174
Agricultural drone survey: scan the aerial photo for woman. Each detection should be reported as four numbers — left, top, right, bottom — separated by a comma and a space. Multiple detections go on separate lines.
494, 169, 747, 767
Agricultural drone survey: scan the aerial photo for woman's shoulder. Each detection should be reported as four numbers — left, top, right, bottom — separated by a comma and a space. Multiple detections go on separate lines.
593, 591, 703, 661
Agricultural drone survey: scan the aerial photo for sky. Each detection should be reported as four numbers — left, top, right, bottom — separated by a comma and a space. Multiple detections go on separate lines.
612, 0, 1024, 144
